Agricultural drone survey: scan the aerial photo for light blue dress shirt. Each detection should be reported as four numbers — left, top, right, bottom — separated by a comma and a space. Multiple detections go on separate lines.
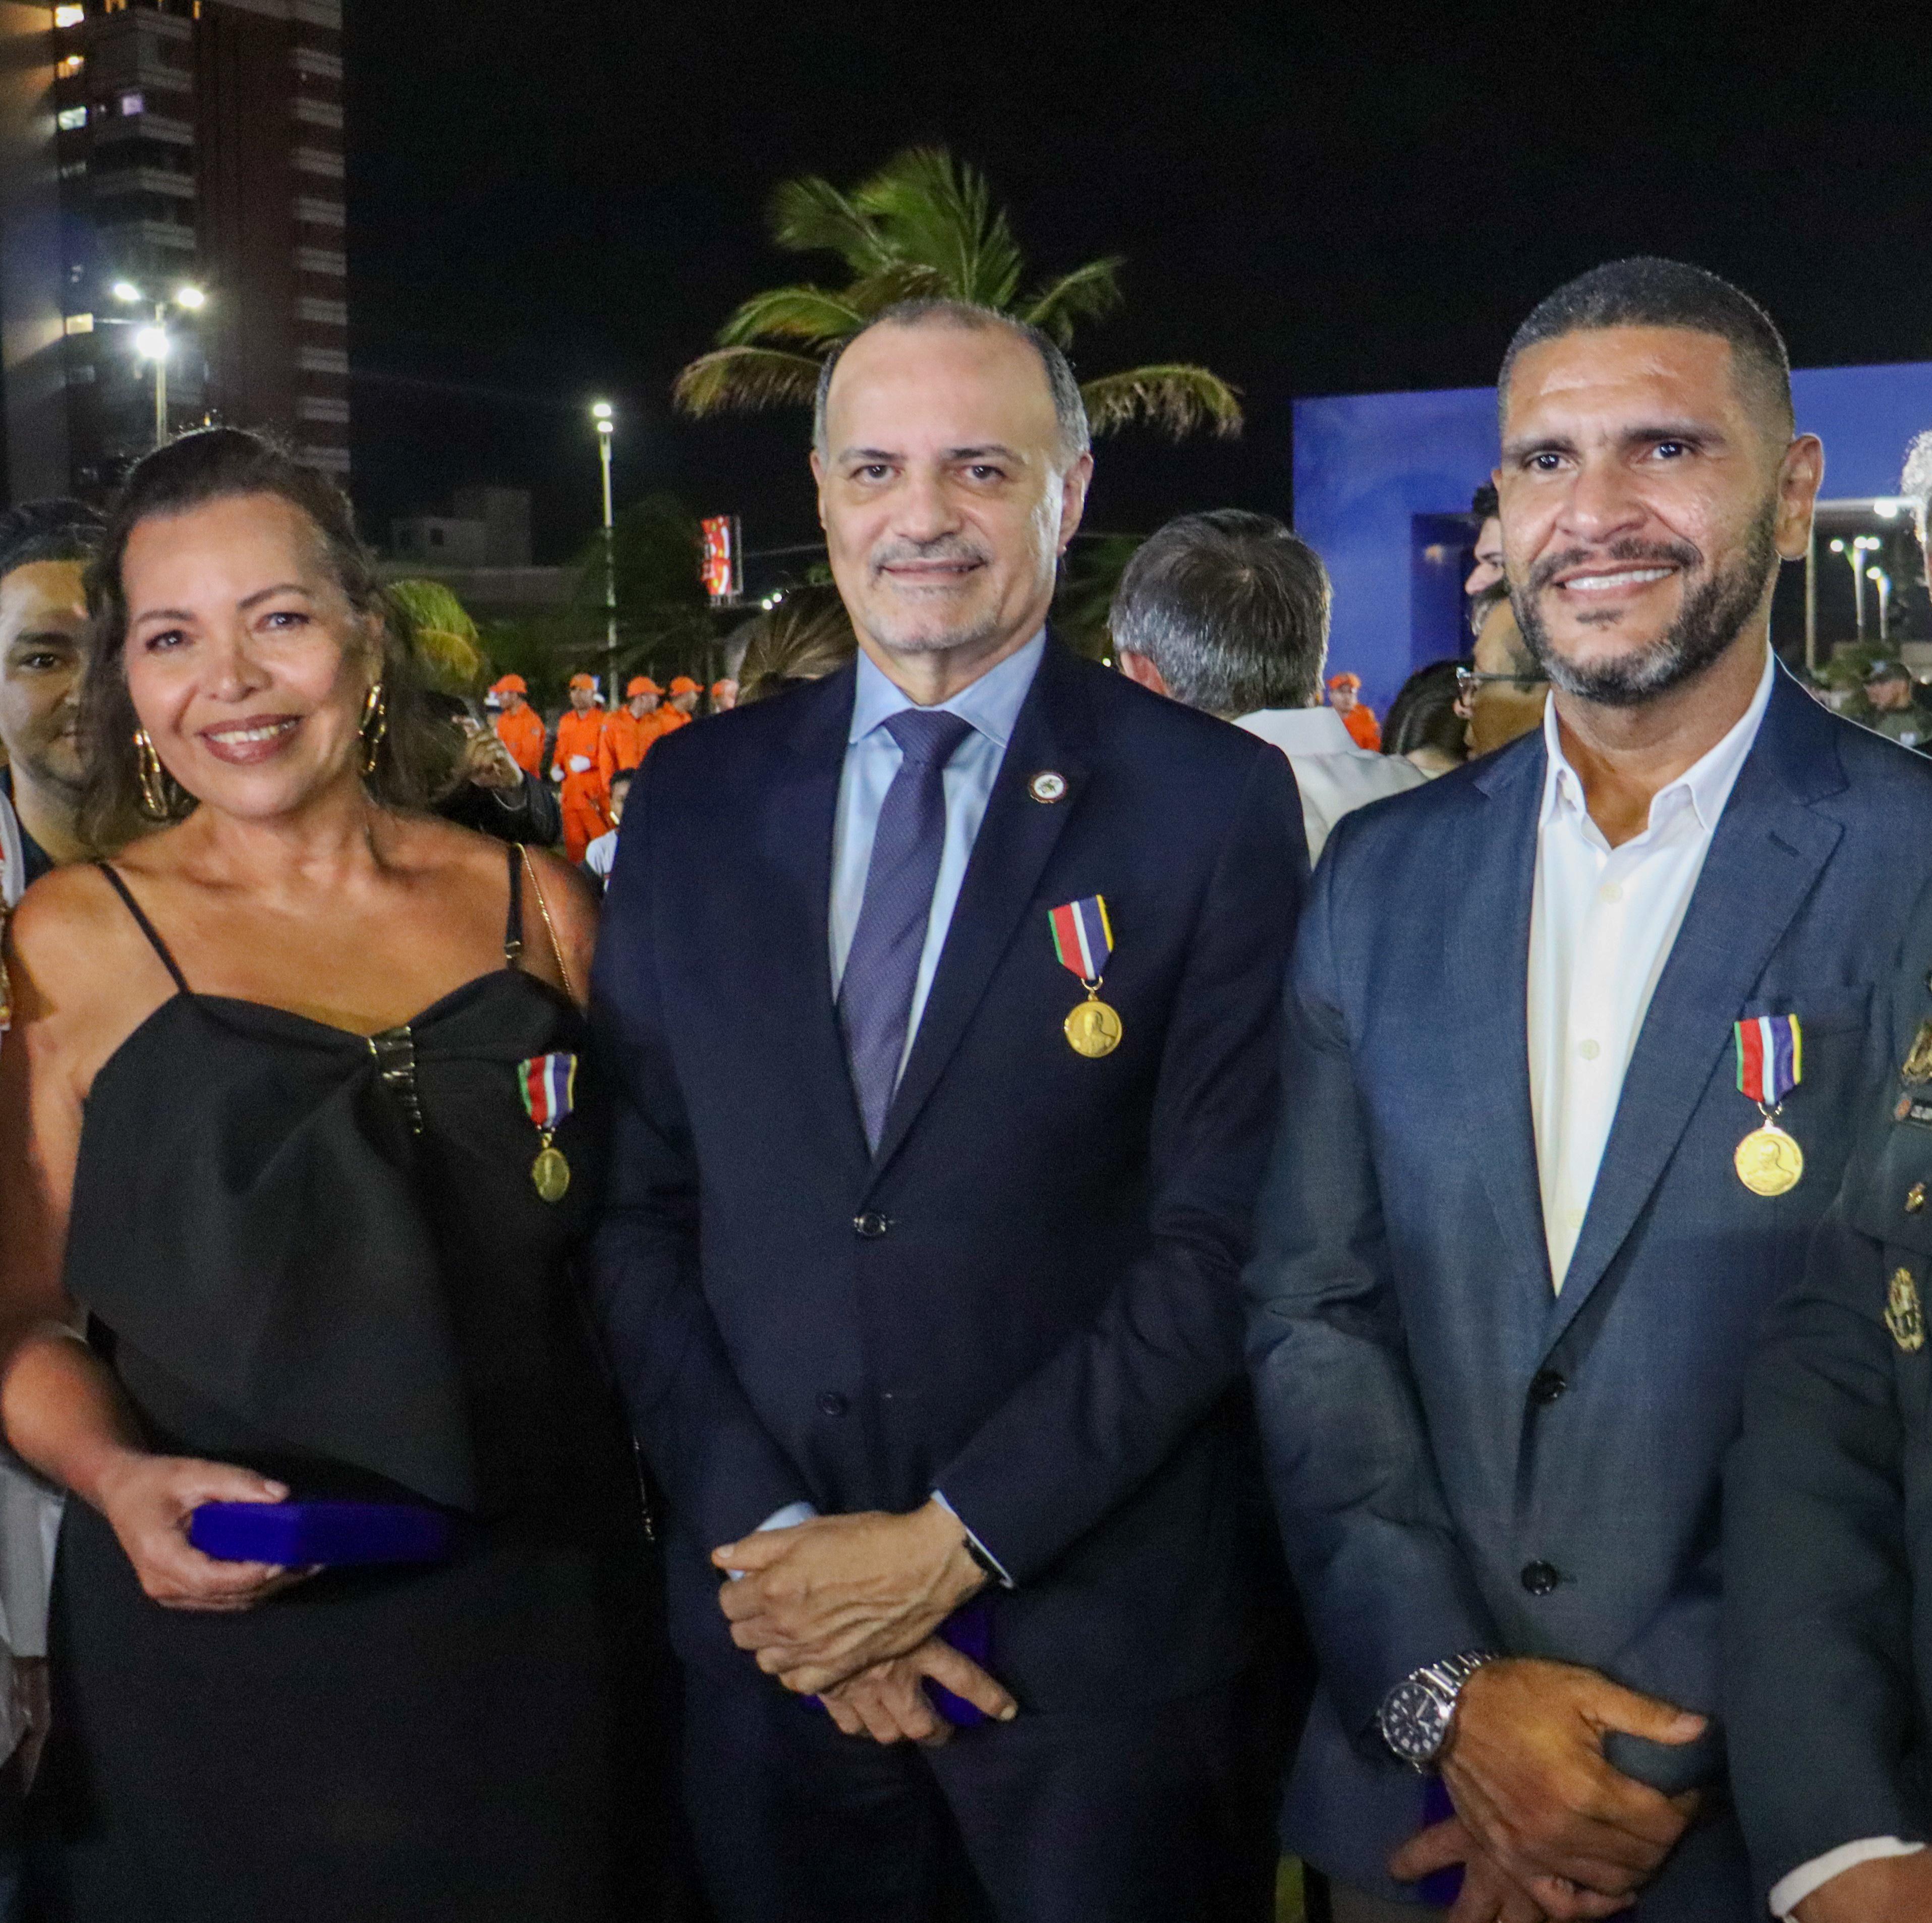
829, 630, 1046, 1080
743, 635, 1048, 1577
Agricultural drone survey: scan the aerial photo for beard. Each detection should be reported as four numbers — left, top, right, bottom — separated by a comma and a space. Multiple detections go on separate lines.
858, 535, 1005, 657
1513, 502, 1778, 709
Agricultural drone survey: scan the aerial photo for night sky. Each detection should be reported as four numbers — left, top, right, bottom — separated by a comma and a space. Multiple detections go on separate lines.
345, 3, 1932, 570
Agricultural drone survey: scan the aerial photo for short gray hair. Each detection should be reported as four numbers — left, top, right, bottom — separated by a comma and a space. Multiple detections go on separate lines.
1903, 430, 1932, 541
1109, 510, 1331, 717
813, 299, 1091, 465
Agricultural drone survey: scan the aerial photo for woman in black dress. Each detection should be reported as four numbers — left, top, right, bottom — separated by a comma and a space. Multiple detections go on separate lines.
0, 430, 665, 1920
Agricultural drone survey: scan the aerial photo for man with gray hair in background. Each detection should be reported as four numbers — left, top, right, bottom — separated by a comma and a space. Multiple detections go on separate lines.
1113, 510, 1423, 862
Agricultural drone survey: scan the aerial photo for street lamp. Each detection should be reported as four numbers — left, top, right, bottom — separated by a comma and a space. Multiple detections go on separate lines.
1829, 534, 1885, 639
592, 402, 616, 694
113, 280, 208, 449
1868, 565, 1893, 642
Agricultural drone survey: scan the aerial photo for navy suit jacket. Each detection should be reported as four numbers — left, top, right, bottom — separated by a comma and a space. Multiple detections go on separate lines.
590, 637, 1307, 1710
1244, 664, 1932, 1914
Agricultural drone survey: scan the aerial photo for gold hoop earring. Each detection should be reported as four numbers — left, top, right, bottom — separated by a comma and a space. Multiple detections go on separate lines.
133, 727, 173, 822
359, 680, 388, 778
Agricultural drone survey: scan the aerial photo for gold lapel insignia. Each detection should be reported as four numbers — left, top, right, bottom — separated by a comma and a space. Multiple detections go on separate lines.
1904, 1020, 1932, 1087
1887, 1267, 1926, 1354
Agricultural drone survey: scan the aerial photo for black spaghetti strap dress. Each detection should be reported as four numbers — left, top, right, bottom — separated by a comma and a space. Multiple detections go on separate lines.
35, 849, 666, 1922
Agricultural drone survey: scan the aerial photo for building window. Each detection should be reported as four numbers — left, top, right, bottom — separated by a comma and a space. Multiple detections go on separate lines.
64, 313, 93, 335
119, 92, 144, 117
56, 106, 86, 131
56, 54, 83, 78
53, 5, 84, 26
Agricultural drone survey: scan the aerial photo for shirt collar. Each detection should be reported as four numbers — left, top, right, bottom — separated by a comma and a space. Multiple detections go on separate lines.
848, 629, 1046, 749
1540, 644, 1777, 837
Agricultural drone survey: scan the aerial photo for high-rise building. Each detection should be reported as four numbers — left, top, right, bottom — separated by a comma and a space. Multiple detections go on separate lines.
0, 0, 346, 504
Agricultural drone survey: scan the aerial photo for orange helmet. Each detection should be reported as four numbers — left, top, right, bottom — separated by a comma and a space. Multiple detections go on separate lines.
668, 675, 702, 696
488, 673, 527, 697
627, 675, 662, 697
1327, 671, 1362, 692
567, 672, 597, 691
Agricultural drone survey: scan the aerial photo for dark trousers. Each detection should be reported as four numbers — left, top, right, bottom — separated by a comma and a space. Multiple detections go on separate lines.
681, 1656, 1289, 1923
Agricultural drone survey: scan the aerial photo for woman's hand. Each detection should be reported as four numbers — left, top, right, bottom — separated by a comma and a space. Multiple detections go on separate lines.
93, 1452, 311, 1613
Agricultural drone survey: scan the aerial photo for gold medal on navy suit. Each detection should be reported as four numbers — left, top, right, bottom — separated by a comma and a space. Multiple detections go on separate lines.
1889, 1267, 1926, 1353
1732, 1014, 1803, 1197
520, 1052, 577, 1203
1903, 1019, 1932, 1087
1048, 895, 1120, 1058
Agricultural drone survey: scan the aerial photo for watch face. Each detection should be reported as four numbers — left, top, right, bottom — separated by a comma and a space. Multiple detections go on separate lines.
1381, 1677, 1450, 1763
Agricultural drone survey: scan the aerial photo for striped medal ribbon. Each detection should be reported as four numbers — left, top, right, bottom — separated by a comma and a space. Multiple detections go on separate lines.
1732, 1014, 1804, 1197
1048, 895, 1122, 1059
520, 1052, 578, 1203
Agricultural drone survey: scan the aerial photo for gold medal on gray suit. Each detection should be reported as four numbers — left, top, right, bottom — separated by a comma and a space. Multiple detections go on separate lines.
1734, 1122, 1804, 1197
1888, 1266, 1925, 1353
1739, 1121, 1808, 1198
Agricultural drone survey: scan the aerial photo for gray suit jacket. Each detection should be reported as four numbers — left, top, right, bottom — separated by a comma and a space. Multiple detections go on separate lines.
1245, 665, 1932, 1914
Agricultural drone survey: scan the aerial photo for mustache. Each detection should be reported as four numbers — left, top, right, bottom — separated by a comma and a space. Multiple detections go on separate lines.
869, 537, 990, 575
1526, 536, 1701, 595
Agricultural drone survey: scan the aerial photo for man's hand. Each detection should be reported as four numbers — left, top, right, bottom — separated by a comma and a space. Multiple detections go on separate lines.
712, 1500, 986, 1693
1795, 1852, 1932, 1923
1436, 1658, 1704, 1902
818, 1636, 1017, 1747
1391, 1814, 1633, 1921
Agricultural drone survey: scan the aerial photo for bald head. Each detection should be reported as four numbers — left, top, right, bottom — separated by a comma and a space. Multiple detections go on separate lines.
814, 300, 1089, 465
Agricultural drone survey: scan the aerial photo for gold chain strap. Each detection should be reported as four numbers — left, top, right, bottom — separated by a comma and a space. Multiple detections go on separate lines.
517, 845, 577, 1004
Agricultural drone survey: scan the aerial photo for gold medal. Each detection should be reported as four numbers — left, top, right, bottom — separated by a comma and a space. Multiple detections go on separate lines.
532, 1142, 572, 1204
1904, 1020, 1932, 1086
1734, 1121, 1803, 1197
1064, 996, 1123, 1058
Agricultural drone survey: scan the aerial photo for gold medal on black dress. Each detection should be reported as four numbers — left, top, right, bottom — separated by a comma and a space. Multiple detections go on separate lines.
1048, 895, 1121, 1058
1732, 1014, 1803, 1197
519, 1052, 578, 1202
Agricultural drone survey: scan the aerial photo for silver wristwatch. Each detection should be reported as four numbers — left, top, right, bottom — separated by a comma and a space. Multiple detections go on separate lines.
1377, 1651, 1497, 1770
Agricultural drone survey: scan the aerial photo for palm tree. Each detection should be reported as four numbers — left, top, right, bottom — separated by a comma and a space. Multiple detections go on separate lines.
674, 148, 1241, 441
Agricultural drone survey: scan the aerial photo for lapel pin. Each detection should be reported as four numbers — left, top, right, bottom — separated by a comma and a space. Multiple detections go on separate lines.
1028, 771, 1067, 804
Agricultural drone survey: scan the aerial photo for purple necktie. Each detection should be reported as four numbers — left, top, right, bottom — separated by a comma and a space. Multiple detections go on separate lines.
838, 708, 975, 1151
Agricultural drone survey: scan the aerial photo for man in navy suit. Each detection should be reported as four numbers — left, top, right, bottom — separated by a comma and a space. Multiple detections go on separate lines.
591, 298, 1306, 1921
1244, 257, 1932, 1923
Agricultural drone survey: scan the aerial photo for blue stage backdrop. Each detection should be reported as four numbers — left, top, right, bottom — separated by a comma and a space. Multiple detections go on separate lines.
1295, 362, 1932, 718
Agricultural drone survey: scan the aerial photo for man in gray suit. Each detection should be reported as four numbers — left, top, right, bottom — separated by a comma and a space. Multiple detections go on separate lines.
1246, 256, 1932, 1922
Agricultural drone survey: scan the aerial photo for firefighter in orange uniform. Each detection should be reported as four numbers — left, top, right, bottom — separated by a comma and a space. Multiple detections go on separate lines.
598, 675, 663, 792
655, 675, 702, 740
489, 674, 546, 779
1326, 670, 1383, 752
550, 672, 612, 864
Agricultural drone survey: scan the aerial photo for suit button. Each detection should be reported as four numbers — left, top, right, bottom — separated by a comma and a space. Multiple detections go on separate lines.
1521, 1560, 1561, 1597
1529, 1369, 1568, 1407
817, 1391, 849, 1418
853, 1211, 890, 1238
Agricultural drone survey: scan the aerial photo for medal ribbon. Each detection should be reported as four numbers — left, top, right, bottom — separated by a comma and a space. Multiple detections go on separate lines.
1048, 896, 1114, 984
1735, 1014, 1802, 1110
520, 1053, 578, 1133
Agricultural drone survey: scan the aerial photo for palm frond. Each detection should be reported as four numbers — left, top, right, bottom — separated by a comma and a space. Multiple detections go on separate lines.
387, 578, 485, 689
672, 346, 826, 418
841, 260, 953, 318
854, 148, 1024, 309
1022, 257, 1125, 346
767, 174, 890, 273
1077, 365, 1244, 439
716, 285, 867, 348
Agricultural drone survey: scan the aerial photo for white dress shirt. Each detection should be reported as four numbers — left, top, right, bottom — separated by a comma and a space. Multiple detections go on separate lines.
1234, 705, 1425, 863
1527, 647, 1774, 1292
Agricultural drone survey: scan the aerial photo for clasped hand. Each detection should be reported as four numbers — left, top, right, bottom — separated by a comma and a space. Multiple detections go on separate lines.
1388, 1658, 1707, 1923
712, 1500, 1012, 1738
